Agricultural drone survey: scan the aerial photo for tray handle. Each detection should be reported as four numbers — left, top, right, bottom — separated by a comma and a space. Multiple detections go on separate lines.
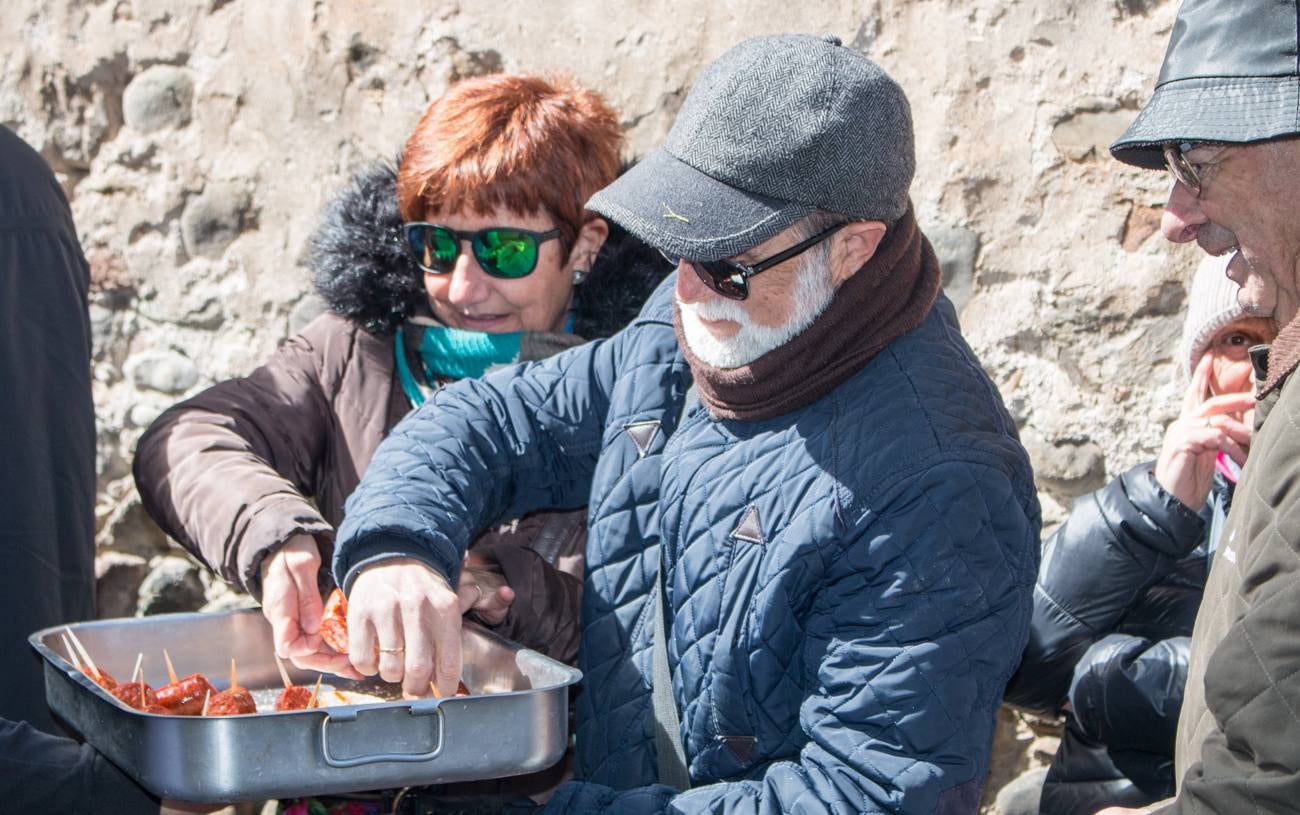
319, 705, 446, 768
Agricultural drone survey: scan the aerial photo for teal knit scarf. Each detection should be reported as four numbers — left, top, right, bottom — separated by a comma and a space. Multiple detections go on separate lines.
394, 324, 524, 407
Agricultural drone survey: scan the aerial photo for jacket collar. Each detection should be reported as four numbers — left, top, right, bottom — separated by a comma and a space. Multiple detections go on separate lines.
1258, 309, 1300, 397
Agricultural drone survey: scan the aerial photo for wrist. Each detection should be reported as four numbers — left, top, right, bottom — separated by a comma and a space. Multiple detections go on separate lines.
335, 530, 460, 594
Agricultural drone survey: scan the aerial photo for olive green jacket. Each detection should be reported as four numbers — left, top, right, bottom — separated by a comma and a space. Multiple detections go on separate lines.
1164, 314, 1300, 813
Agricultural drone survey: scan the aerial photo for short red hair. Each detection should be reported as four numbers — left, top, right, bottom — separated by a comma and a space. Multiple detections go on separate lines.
397, 74, 622, 250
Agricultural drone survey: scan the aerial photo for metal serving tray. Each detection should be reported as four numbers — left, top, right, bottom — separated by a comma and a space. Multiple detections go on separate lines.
31, 609, 581, 802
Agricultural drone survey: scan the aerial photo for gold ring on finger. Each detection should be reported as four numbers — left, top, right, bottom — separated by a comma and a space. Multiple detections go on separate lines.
378, 646, 405, 654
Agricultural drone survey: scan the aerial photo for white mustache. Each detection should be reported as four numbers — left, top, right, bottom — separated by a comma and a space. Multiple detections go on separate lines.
679, 297, 753, 325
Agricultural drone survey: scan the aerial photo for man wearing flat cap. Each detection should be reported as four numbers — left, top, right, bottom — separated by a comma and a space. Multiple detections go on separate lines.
332, 34, 1040, 813
1106, 1, 1300, 813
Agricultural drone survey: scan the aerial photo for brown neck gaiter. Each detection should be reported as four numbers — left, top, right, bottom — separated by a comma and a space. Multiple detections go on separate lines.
674, 206, 942, 422
1261, 308, 1300, 396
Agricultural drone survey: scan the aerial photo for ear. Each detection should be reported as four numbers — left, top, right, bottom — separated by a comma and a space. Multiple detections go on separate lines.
567, 216, 610, 272
830, 220, 888, 288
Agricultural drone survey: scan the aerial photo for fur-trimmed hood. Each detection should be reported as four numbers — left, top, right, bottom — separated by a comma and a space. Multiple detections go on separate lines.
309, 161, 670, 339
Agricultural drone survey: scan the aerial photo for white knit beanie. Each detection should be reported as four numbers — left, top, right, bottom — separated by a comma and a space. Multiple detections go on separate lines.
1179, 252, 1246, 377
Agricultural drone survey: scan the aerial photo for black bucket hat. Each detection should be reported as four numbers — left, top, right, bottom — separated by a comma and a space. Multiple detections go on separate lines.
1111, 0, 1300, 169
588, 34, 914, 262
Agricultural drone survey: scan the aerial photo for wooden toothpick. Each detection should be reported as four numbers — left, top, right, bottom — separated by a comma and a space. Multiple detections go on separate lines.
200, 690, 211, 717
60, 633, 82, 671
428, 681, 443, 700
131, 654, 145, 708
63, 627, 100, 679
308, 675, 323, 709
275, 656, 292, 690
162, 649, 178, 685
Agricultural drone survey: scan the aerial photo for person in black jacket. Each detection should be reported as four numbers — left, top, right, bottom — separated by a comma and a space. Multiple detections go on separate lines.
1003, 252, 1273, 815
0, 124, 97, 736
0, 125, 161, 814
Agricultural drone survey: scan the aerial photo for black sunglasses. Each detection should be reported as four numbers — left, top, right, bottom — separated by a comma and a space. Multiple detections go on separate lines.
403, 223, 562, 279
661, 222, 847, 300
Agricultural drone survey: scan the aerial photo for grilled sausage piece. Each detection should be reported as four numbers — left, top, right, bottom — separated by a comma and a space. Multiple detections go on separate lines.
320, 588, 349, 654
207, 687, 257, 716
155, 673, 216, 716
85, 668, 117, 691
275, 685, 314, 711
110, 682, 158, 711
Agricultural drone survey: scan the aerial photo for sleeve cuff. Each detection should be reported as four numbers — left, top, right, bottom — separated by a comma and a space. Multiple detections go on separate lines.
236, 497, 334, 597
336, 530, 460, 595
1119, 464, 1207, 558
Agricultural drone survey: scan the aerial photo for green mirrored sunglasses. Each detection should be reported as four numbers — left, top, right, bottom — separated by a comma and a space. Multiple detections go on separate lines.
403, 223, 562, 279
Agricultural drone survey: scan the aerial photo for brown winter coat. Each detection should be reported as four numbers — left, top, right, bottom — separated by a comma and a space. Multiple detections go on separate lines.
1161, 313, 1300, 813
133, 312, 587, 662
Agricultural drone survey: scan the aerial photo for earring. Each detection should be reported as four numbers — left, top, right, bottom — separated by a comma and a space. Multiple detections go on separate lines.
572, 269, 587, 285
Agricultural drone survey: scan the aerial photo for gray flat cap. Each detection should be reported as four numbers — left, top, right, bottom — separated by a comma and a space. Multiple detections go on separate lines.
588, 34, 915, 261
1112, 0, 1300, 169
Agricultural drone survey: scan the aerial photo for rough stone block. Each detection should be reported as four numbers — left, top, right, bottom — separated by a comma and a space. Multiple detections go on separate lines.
1024, 433, 1107, 496
180, 183, 252, 259
125, 348, 199, 394
1051, 108, 1134, 162
201, 585, 259, 613
95, 496, 172, 557
122, 65, 193, 133
137, 555, 206, 615
95, 551, 150, 619
927, 224, 980, 313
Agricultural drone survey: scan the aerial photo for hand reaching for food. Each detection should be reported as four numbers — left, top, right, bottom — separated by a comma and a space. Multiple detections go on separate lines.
260, 534, 360, 679
343, 558, 464, 698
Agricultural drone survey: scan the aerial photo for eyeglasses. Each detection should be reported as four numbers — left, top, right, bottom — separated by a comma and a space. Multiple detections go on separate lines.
661, 222, 847, 301
1163, 142, 1202, 197
403, 223, 562, 279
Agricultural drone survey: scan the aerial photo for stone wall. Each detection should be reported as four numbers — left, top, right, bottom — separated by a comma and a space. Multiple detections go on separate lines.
4, 0, 1191, 806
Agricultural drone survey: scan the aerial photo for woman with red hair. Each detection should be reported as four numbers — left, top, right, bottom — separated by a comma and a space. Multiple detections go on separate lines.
134, 73, 664, 700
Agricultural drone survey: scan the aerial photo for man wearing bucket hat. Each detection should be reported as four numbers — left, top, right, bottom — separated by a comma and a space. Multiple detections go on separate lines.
1106, 1, 1300, 813
333, 33, 1040, 813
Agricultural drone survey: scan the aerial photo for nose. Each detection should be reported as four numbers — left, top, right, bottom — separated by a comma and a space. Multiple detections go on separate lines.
674, 261, 710, 305
445, 248, 492, 307
1160, 180, 1206, 244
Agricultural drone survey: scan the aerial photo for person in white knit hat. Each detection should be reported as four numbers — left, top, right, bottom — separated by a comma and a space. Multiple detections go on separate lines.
1001, 251, 1275, 815
1161, 252, 1274, 507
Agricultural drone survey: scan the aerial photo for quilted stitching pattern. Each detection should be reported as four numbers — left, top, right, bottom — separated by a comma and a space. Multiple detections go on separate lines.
1167, 376, 1300, 814
333, 279, 1040, 813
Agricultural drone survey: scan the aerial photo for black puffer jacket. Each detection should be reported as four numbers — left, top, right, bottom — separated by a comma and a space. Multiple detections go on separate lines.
1005, 462, 1229, 815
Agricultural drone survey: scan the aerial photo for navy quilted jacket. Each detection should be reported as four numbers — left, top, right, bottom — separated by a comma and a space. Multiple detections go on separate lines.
334, 276, 1041, 813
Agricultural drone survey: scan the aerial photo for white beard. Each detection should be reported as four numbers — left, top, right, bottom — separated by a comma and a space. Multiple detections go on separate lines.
677, 251, 836, 369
